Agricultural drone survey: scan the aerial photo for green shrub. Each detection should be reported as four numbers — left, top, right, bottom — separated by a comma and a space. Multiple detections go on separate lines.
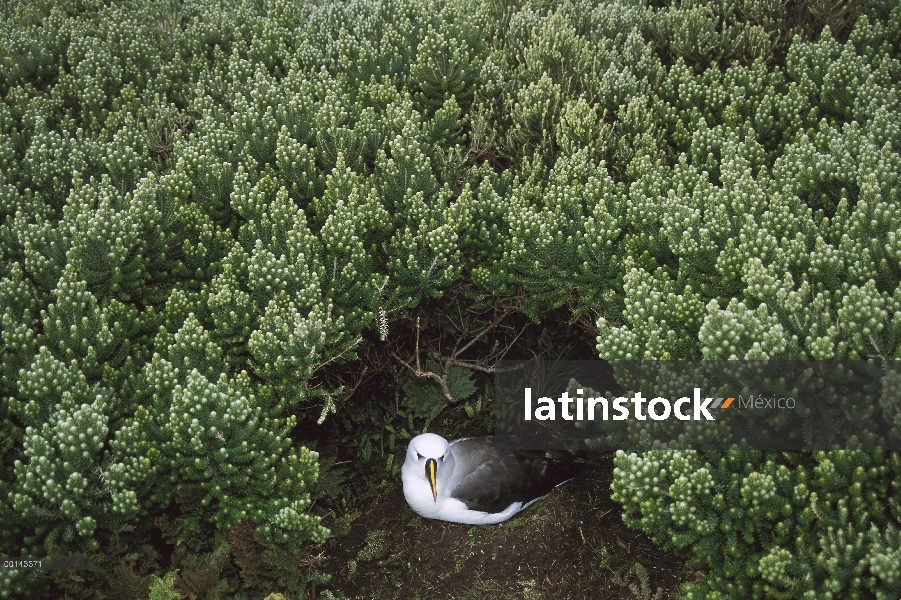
1, 0, 898, 597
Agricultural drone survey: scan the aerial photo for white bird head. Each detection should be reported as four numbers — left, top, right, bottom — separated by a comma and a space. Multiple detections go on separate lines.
405, 433, 451, 502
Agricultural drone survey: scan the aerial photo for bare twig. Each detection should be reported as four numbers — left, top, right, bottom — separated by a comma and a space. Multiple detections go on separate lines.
392, 351, 457, 403
390, 285, 533, 405
415, 316, 422, 373
869, 333, 887, 362
338, 365, 368, 404
426, 349, 527, 374
310, 336, 362, 373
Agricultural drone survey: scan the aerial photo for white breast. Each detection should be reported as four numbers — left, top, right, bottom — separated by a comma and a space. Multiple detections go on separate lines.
401, 466, 444, 519
401, 462, 533, 525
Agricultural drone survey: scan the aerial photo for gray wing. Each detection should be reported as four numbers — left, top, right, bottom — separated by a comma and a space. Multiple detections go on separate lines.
447, 437, 586, 514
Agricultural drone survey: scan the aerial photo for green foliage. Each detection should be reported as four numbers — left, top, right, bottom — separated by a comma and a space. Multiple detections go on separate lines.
148, 570, 181, 600
411, 22, 485, 113
612, 449, 901, 599
129, 315, 329, 551
401, 358, 478, 428
0, 0, 897, 597
585, 9, 901, 600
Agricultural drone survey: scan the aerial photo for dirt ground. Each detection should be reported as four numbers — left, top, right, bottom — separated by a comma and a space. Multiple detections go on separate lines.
315, 453, 699, 599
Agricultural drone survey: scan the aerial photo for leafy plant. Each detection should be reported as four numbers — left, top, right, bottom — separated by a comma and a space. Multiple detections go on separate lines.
148, 571, 181, 600
0, 0, 896, 597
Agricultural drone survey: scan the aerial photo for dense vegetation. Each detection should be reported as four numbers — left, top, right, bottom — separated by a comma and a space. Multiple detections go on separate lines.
1, 0, 899, 597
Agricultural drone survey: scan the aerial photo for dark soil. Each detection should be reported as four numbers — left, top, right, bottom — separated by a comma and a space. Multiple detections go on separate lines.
315, 454, 699, 599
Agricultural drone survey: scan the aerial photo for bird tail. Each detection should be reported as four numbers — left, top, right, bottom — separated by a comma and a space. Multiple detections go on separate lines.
545, 453, 595, 487
544, 451, 598, 466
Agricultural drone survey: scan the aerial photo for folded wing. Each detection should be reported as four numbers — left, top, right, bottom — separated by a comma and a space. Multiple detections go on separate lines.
447, 437, 588, 513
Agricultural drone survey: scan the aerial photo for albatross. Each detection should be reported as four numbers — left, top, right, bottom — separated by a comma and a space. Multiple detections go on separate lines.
401, 433, 590, 525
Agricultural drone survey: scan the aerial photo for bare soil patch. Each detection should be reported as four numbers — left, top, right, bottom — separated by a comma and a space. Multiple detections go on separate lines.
317, 454, 698, 599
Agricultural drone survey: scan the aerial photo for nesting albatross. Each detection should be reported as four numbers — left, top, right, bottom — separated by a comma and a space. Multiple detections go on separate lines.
401, 433, 590, 525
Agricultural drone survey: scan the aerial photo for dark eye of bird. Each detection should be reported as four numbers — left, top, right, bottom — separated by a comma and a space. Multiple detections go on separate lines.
416, 451, 422, 459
